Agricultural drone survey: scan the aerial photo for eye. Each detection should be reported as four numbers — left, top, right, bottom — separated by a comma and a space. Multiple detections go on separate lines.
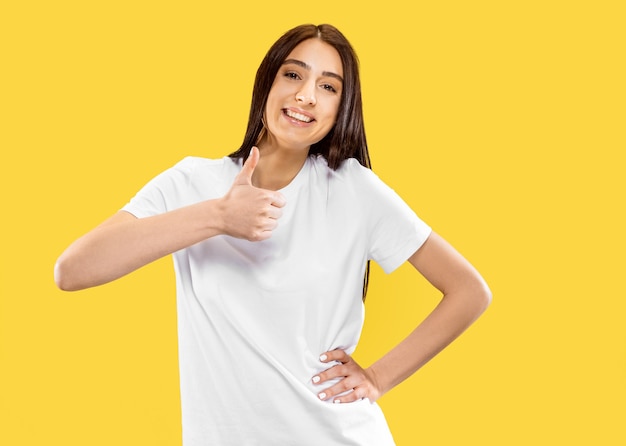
322, 83, 337, 93
284, 71, 301, 80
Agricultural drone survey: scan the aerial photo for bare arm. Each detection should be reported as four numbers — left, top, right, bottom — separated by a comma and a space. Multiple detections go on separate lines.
314, 231, 492, 403
55, 203, 222, 291
54, 147, 285, 291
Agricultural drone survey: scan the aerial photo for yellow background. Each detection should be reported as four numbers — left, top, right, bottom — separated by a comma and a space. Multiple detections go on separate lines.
1, 1, 624, 445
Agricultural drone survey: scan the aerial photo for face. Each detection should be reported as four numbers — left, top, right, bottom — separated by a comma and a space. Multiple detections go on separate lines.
262, 38, 344, 152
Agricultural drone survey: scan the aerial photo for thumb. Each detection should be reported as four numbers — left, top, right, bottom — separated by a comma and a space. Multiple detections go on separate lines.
234, 146, 259, 186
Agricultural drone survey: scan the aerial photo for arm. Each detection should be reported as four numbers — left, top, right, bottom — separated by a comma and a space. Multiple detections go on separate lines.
54, 147, 285, 291
313, 231, 492, 403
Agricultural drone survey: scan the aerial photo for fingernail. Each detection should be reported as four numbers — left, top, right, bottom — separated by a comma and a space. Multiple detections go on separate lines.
334, 399, 341, 404
312, 375, 321, 384
318, 392, 326, 400
319, 354, 328, 361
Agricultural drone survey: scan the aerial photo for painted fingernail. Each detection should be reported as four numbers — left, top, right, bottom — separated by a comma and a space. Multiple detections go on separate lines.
334, 400, 341, 404
319, 354, 328, 361
318, 392, 326, 400
312, 375, 321, 384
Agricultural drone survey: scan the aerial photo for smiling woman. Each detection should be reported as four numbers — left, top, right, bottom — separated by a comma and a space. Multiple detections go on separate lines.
54, 23, 491, 446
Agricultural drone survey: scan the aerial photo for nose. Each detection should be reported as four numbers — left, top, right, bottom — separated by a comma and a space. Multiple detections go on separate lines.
296, 81, 316, 106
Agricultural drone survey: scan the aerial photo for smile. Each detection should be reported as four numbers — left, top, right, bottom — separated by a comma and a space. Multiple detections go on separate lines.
284, 109, 313, 123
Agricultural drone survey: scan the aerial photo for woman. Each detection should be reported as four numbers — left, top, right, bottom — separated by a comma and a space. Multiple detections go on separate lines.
55, 24, 491, 445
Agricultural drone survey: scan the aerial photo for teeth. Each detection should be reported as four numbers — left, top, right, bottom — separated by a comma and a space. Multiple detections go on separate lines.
285, 110, 312, 123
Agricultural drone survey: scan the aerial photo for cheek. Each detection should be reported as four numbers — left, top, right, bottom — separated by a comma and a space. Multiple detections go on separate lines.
326, 102, 341, 127
264, 96, 282, 126
265, 84, 281, 111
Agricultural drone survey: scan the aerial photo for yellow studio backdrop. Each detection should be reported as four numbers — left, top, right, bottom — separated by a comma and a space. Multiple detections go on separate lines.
1, 1, 624, 445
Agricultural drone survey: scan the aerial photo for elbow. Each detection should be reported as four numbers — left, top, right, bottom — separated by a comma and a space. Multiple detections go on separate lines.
481, 285, 493, 312
54, 258, 73, 291
474, 279, 492, 314
454, 273, 492, 316
54, 256, 83, 292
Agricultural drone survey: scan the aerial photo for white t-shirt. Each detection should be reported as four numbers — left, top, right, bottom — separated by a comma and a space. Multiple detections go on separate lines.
122, 154, 431, 446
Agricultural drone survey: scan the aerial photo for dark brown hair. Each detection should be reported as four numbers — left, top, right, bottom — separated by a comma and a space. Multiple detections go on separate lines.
229, 24, 371, 300
229, 23, 370, 170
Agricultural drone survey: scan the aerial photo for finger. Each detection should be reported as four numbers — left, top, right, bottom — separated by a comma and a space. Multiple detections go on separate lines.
319, 349, 350, 364
233, 146, 259, 186
271, 191, 287, 208
332, 387, 366, 404
311, 365, 346, 384
261, 218, 279, 232
314, 364, 348, 384
265, 206, 283, 220
317, 375, 361, 401
314, 351, 350, 384
254, 230, 273, 242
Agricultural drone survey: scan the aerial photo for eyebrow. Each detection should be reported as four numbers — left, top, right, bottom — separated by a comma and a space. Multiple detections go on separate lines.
282, 58, 344, 83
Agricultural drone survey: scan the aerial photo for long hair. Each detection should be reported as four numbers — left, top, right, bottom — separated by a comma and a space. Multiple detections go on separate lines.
229, 24, 371, 300
229, 24, 370, 170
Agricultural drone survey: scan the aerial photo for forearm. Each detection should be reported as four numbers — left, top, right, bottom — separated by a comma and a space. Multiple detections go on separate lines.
54, 199, 224, 291
368, 285, 491, 396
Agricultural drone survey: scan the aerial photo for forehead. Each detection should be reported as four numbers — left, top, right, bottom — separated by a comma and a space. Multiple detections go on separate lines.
284, 38, 343, 77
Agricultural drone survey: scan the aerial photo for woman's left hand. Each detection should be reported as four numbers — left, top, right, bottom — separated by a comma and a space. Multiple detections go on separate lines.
312, 349, 382, 404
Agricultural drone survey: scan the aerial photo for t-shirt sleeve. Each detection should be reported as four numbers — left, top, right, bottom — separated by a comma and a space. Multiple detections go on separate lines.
358, 164, 432, 274
121, 157, 199, 218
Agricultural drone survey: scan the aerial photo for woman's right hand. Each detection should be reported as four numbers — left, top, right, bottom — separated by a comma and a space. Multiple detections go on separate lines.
217, 146, 286, 242
55, 147, 286, 291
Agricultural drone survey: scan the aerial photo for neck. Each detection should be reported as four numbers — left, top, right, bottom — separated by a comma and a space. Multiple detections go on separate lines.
252, 139, 310, 191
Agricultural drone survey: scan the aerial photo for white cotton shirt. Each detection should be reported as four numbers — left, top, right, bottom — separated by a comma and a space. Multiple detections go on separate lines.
122, 154, 431, 446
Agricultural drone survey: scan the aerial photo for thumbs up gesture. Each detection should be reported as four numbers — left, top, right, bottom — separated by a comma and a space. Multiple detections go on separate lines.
218, 147, 287, 241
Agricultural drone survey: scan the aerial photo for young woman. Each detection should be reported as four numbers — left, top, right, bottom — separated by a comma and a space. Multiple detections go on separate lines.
55, 24, 491, 445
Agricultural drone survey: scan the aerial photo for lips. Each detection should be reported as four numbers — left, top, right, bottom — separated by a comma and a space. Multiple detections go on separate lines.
284, 109, 314, 123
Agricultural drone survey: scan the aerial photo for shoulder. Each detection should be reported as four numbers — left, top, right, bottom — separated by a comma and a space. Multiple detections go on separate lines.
166, 155, 240, 184
172, 155, 239, 174
309, 155, 374, 184
125, 155, 239, 212
321, 156, 387, 193
306, 156, 398, 210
